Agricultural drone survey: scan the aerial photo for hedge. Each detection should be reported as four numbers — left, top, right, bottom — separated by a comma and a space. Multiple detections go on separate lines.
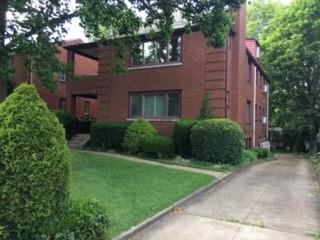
90, 122, 130, 150
0, 84, 70, 238
173, 120, 198, 158
141, 135, 175, 159
53, 110, 73, 128
191, 118, 245, 165
122, 118, 157, 154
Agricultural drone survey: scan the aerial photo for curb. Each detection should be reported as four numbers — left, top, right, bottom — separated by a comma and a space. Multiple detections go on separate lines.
113, 158, 274, 240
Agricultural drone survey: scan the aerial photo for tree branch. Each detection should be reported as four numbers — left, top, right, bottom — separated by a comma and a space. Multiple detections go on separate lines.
24, 11, 79, 38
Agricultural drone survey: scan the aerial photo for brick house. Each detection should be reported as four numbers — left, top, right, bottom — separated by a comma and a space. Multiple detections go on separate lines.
12, 39, 99, 120
63, 5, 269, 148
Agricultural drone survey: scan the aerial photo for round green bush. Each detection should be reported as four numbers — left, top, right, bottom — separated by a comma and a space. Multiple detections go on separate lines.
141, 135, 175, 159
0, 84, 70, 238
173, 120, 198, 158
40, 200, 109, 240
122, 118, 157, 153
191, 119, 245, 165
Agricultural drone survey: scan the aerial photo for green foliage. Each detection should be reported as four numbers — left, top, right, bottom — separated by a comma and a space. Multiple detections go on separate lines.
141, 135, 175, 159
261, 0, 320, 153
246, 0, 283, 39
53, 110, 73, 128
240, 149, 258, 165
122, 119, 157, 154
40, 200, 109, 240
0, 84, 70, 238
2, 0, 244, 94
191, 118, 245, 165
173, 120, 198, 158
251, 148, 269, 159
313, 154, 320, 176
198, 94, 213, 120
90, 122, 130, 150
0, 225, 9, 239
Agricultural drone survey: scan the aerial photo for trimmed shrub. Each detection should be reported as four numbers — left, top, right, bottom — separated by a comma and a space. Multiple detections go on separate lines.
173, 120, 198, 158
122, 118, 157, 153
141, 135, 175, 159
53, 110, 73, 128
39, 200, 109, 240
0, 84, 70, 238
198, 94, 213, 120
252, 147, 270, 159
191, 118, 245, 165
90, 122, 130, 150
240, 150, 258, 165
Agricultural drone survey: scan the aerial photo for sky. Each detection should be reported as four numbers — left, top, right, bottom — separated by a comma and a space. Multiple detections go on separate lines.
64, 0, 292, 42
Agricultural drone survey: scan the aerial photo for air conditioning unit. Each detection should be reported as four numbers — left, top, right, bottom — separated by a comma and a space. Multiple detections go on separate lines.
262, 116, 267, 124
263, 85, 268, 93
260, 141, 270, 150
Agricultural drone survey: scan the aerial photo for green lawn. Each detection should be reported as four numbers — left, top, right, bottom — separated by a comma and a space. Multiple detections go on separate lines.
70, 151, 213, 237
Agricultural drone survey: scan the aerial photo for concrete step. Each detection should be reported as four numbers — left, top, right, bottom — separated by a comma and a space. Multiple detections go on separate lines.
68, 134, 90, 149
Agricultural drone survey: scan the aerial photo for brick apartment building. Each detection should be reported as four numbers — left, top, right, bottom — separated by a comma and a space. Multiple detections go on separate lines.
64, 5, 269, 148
11, 4, 270, 148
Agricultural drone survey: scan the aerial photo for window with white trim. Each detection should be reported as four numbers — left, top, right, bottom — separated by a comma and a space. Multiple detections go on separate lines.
130, 92, 180, 119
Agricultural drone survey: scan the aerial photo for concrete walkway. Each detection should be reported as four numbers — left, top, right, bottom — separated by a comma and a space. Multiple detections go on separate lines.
130, 154, 320, 240
77, 150, 226, 178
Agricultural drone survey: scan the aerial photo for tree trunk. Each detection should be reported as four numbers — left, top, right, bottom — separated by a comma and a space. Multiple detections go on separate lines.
0, 0, 8, 101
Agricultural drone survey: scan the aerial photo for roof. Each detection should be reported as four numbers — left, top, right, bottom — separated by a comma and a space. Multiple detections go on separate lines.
246, 38, 261, 47
64, 42, 99, 60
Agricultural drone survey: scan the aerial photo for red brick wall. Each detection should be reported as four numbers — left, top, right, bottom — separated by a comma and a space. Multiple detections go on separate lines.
96, 31, 207, 136
12, 42, 98, 113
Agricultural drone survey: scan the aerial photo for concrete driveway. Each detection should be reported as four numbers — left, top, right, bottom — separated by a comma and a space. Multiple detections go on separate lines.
130, 154, 320, 240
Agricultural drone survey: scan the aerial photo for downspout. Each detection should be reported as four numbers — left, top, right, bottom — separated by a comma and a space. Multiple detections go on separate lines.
224, 35, 229, 118
253, 66, 257, 147
266, 84, 269, 140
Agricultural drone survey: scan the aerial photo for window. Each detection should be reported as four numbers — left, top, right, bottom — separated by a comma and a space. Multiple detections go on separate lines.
84, 101, 90, 115
59, 70, 66, 82
129, 92, 180, 119
256, 46, 260, 58
131, 37, 182, 66
246, 59, 253, 83
246, 100, 252, 125
59, 98, 66, 111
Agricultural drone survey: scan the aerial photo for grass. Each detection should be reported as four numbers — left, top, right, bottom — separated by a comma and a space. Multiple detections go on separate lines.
143, 156, 234, 172
70, 151, 213, 237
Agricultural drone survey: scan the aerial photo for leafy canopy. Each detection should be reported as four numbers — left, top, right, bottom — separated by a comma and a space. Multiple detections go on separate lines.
246, 0, 283, 39
1, 0, 244, 95
260, 0, 320, 152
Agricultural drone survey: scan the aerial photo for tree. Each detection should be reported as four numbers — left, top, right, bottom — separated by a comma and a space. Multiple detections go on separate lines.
246, 0, 283, 39
0, 84, 70, 238
260, 0, 320, 152
198, 94, 214, 120
1, 0, 244, 99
